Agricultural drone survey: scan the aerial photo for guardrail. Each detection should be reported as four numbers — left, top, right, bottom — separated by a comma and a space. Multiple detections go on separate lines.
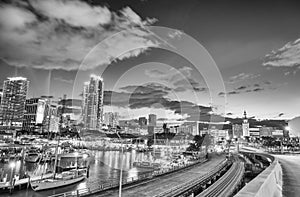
235, 153, 282, 197
49, 157, 208, 197
153, 158, 229, 197
196, 161, 244, 197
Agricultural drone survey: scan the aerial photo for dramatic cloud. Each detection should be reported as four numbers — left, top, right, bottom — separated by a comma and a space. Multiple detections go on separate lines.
145, 66, 206, 92
103, 83, 213, 121
228, 73, 261, 84
263, 38, 300, 67
0, 0, 158, 70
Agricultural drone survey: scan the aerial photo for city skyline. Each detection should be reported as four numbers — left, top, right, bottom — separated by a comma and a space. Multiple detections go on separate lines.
0, 0, 300, 121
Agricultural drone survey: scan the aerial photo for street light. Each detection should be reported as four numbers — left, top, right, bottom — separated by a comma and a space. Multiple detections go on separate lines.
116, 132, 124, 197
9, 162, 16, 187
74, 152, 79, 170
285, 126, 290, 131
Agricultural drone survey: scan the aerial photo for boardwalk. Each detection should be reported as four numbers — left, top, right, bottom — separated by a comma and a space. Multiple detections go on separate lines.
91, 154, 225, 197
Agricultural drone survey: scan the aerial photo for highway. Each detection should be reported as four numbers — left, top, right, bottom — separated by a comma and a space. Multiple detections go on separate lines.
90, 154, 225, 197
196, 160, 244, 197
276, 154, 300, 197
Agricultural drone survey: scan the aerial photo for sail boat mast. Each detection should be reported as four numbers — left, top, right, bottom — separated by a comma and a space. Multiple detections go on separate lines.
53, 95, 66, 178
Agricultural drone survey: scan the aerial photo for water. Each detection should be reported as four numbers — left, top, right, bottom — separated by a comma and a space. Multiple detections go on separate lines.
0, 150, 161, 197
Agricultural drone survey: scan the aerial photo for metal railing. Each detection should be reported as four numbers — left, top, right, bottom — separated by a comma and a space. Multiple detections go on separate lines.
49, 158, 207, 197
196, 161, 245, 197
153, 158, 229, 197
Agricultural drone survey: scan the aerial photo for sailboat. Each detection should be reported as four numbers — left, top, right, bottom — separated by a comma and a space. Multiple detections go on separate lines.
30, 136, 87, 191
30, 168, 87, 191
133, 132, 161, 170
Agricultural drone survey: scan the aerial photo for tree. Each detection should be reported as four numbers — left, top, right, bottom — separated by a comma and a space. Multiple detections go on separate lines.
187, 134, 211, 152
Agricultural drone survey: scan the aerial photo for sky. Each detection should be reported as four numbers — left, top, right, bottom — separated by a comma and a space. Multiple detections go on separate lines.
0, 0, 300, 121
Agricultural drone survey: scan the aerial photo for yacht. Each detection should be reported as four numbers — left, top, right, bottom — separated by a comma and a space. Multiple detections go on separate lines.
25, 150, 40, 163
30, 169, 87, 191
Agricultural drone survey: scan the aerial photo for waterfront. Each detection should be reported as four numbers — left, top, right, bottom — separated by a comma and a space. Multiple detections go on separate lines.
0, 150, 160, 197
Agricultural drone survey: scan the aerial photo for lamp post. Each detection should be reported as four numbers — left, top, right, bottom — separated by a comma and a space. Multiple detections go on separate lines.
116, 132, 124, 197
9, 162, 16, 187
74, 152, 79, 170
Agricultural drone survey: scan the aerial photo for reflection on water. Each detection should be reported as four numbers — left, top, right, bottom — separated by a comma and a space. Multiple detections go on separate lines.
0, 150, 161, 197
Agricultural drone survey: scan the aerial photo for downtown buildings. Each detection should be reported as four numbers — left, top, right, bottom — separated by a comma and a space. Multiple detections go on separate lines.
0, 77, 29, 129
103, 112, 119, 127
82, 74, 104, 130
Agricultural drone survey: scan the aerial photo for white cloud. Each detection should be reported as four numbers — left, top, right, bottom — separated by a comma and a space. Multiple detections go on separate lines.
263, 38, 300, 67
30, 0, 112, 27
0, 1, 158, 70
228, 73, 261, 84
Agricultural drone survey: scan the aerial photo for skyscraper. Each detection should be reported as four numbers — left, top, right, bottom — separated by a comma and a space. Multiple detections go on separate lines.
82, 74, 104, 130
22, 98, 46, 133
0, 77, 29, 128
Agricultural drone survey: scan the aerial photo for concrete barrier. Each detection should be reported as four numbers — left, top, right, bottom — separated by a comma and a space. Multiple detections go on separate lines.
235, 154, 282, 197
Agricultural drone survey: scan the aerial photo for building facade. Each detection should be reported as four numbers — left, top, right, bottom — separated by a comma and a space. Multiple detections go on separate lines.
242, 111, 250, 137
104, 112, 119, 127
22, 98, 46, 133
138, 117, 147, 127
148, 114, 157, 126
82, 75, 104, 130
0, 77, 29, 129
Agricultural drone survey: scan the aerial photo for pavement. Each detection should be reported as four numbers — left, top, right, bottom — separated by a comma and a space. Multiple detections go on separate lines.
90, 154, 225, 197
275, 154, 300, 197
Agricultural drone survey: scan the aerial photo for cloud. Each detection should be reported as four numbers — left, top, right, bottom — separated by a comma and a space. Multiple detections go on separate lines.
218, 92, 225, 97
54, 77, 73, 84
145, 66, 206, 92
263, 38, 300, 67
228, 91, 239, 95
218, 81, 272, 97
104, 83, 213, 121
0, 0, 158, 70
235, 86, 247, 90
228, 73, 261, 84
252, 87, 264, 92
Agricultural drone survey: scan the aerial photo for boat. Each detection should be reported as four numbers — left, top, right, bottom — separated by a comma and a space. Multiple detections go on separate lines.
30, 169, 87, 191
25, 151, 40, 163
133, 161, 161, 169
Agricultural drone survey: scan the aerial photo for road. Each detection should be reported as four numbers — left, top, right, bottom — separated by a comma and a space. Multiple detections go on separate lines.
90, 153, 225, 197
276, 154, 300, 197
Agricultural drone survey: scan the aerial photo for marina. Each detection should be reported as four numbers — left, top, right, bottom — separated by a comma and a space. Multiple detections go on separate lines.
0, 136, 204, 197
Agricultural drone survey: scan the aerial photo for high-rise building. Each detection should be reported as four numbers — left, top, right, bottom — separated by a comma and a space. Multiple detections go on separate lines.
0, 77, 29, 128
82, 74, 104, 130
138, 117, 147, 127
148, 114, 157, 126
22, 98, 47, 133
58, 96, 82, 128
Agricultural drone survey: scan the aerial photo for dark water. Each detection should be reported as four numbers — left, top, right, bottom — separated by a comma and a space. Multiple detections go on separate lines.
0, 150, 161, 197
